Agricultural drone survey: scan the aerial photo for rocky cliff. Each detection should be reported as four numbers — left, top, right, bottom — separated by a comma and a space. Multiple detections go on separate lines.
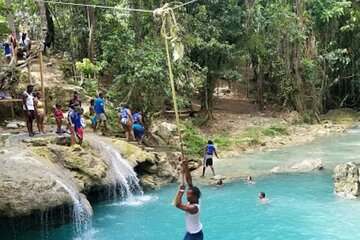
334, 162, 360, 198
0, 132, 186, 229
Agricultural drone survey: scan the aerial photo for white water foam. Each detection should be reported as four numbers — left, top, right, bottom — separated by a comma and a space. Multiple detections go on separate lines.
116, 195, 158, 207
88, 136, 143, 199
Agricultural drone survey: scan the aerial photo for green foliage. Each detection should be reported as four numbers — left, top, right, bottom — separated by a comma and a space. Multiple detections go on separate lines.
301, 58, 316, 83
181, 120, 206, 155
75, 58, 97, 76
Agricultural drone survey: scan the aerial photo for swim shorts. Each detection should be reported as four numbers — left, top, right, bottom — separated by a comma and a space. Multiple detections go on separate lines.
97, 113, 106, 121
203, 155, 213, 167
24, 110, 35, 121
184, 230, 203, 240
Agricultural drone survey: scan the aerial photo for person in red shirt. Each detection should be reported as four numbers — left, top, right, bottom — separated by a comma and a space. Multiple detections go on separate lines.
54, 103, 64, 134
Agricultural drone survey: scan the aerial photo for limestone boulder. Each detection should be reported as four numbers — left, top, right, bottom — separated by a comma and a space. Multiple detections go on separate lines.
271, 159, 323, 173
139, 174, 157, 191
111, 139, 156, 166
32, 145, 108, 192
334, 162, 360, 198
156, 122, 177, 141
0, 152, 77, 218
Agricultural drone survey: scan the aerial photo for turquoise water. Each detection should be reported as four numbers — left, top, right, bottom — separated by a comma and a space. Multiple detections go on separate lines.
5, 128, 360, 239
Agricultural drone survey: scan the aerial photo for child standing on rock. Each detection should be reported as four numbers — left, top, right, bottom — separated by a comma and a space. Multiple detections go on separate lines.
54, 103, 64, 134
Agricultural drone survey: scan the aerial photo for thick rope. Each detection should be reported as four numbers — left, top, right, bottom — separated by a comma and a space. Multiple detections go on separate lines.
35, 0, 199, 13
35, 0, 154, 13
154, 4, 187, 190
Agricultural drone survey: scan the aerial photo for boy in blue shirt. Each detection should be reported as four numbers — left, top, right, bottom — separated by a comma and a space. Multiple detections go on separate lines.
202, 140, 218, 177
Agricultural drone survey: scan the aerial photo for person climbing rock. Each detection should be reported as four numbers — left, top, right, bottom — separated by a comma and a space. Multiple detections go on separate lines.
118, 102, 135, 141
174, 157, 203, 240
23, 84, 35, 136
89, 99, 97, 132
94, 93, 108, 133
132, 110, 145, 145
201, 140, 218, 177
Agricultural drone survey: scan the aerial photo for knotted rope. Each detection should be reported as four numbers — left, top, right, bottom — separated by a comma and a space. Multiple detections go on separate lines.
154, 4, 186, 189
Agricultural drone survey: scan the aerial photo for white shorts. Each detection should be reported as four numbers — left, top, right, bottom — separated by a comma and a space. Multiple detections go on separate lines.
121, 117, 129, 125
97, 113, 107, 121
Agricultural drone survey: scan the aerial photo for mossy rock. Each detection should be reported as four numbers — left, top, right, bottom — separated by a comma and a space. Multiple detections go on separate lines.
110, 139, 155, 166
323, 109, 359, 125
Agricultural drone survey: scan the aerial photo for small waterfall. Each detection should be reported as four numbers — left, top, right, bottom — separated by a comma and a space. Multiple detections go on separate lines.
88, 135, 143, 199
55, 179, 91, 234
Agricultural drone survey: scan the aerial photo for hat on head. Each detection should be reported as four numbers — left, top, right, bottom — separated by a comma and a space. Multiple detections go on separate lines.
27, 84, 35, 88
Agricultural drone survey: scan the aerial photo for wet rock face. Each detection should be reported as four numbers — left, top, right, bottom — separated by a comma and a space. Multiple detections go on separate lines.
271, 159, 323, 173
334, 162, 360, 198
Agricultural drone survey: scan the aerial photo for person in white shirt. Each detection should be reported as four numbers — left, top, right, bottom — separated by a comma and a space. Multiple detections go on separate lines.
22, 84, 35, 136
20, 33, 31, 58
174, 157, 203, 240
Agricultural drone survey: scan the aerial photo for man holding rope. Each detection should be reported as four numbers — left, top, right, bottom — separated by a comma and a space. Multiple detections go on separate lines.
174, 157, 203, 240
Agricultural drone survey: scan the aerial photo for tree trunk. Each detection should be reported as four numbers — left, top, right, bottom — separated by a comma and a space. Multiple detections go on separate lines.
86, 0, 95, 62
5, 0, 16, 35
292, 0, 305, 112
37, 2, 54, 52
200, 75, 216, 120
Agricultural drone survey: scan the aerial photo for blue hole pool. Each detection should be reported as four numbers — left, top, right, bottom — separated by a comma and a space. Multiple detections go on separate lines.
18, 171, 360, 240
5, 128, 360, 240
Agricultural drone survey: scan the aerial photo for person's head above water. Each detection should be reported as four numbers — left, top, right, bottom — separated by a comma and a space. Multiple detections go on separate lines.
187, 186, 201, 203
259, 192, 266, 199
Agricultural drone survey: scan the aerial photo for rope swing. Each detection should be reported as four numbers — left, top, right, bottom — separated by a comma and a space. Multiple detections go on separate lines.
154, 3, 187, 190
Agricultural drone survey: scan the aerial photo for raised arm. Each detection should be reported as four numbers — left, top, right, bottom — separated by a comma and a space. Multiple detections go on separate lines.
174, 183, 198, 214
181, 157, 193, 187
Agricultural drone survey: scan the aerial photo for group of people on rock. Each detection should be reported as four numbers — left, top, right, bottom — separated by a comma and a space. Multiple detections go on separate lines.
2, 32, 31, 64
23, 87, 145, 146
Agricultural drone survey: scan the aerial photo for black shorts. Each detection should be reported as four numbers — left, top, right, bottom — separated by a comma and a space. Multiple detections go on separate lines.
205, 158, 213, 167
24, 110, 35, 121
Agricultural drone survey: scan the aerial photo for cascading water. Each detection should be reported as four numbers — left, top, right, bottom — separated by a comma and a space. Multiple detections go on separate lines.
88, 135, 143, 199
54, 179, 91, 234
